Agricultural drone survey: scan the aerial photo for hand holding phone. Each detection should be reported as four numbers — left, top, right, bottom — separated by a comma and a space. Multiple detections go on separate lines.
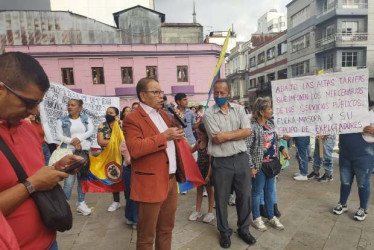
60, 159, 87, 174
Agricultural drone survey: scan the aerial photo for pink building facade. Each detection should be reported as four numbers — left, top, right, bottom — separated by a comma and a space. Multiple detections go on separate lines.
5, 43, 224, 107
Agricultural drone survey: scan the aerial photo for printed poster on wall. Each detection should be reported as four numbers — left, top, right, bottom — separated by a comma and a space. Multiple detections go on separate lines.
272, 69, 370, 136
39, 83, 120, 148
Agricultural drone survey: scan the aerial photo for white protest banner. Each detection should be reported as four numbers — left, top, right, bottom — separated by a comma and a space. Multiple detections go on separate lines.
39, 83, 120, 148
272, 68, 370, 136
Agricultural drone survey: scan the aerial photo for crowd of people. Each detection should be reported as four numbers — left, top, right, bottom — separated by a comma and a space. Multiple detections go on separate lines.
1, 51, 374, 250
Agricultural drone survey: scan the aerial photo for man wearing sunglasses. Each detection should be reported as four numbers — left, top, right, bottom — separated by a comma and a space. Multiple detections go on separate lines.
0, 52, 83, 249
124, 77, 186, 250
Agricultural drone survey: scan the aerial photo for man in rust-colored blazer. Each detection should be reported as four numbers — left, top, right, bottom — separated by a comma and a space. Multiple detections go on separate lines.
123, 77, 185, 250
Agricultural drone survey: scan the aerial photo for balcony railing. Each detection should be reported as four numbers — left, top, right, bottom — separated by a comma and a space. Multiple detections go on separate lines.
316, 2, 368, 19
342, 3, 368, 9
315, 33, 368, 51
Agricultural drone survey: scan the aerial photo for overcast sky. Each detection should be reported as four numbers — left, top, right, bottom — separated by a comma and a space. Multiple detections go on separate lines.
155, 0, 291, 41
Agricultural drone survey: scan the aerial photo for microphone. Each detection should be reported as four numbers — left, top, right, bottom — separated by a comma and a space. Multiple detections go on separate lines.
168, 107, 187, 128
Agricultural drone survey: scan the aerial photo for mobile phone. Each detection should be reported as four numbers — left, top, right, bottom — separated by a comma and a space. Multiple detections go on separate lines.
61, 159, 86, 174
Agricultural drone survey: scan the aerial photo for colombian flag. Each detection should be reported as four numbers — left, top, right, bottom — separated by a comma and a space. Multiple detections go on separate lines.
81, 122, 125, 193
176, 140, 205, 193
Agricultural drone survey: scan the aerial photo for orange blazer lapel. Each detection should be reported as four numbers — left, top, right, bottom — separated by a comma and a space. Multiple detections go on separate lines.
138, 105, 160, 135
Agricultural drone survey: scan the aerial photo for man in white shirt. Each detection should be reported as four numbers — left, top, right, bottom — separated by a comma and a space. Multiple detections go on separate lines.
123, 77, 185, 250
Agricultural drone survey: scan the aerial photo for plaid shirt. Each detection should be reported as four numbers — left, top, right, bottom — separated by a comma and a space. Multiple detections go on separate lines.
245, 120, 279, 170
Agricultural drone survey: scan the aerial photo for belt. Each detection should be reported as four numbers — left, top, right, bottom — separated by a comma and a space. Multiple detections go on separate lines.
169, 173, 175, 179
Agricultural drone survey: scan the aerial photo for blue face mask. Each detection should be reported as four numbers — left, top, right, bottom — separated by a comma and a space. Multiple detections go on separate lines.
214, 96, 229, 107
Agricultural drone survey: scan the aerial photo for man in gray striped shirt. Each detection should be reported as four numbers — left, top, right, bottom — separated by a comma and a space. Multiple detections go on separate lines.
203, 79, 256, 248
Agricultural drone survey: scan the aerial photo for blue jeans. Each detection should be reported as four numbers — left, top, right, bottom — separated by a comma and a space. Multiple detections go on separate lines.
252, 169, 276, 219
313, 135, 336, 175
42, 142, 51, 166
295, 136, 310, 175
49, 240, 58, 250
123, 167, 138, 223
260, 177, 277, 205
339, 154, 374, 210
63, 174, 85, 203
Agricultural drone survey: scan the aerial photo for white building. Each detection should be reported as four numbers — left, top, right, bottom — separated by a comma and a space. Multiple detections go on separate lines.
50, 0, 155, 26
205, 31, 237, 54
256, 9, 287, 34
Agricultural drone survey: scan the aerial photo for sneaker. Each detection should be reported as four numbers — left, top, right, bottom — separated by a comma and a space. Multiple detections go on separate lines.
354, 208, 367, 221
293, 174, 308, 181
202, 212, 215, 223
107, 202, 121, 212
333, 203, 348, 215
293, 172, 301, 177
251, 217, 267, 232
268, 216, 284, 230
228, 194, 236, 206
132, 224, 137, 229
188, 211, 202, 221
203, 189, 208, 197
181, 191, 187, 195
77, 201, 92, 216
307, 171, 320, 180
125, 218, 135, 225
318, 173, 333, 182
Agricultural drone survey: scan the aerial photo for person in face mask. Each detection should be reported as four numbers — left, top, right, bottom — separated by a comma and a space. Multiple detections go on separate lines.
97, 107, 124, 212
203, 79, 256, 248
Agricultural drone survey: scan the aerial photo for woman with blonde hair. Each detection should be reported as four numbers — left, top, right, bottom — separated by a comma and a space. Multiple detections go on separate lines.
246, 97, 289, 231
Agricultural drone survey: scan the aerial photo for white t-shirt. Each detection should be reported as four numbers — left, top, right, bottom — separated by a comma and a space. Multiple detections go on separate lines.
56, 116, 94, 151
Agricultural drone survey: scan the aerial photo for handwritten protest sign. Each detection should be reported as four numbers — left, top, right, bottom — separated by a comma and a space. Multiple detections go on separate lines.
272, 69, 370, 136
39, 83, 120, 148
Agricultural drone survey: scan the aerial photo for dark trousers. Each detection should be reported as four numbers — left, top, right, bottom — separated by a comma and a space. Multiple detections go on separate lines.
212, 152, 252, 235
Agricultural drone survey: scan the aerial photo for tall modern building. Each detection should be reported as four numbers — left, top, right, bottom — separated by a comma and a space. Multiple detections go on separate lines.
256, 9, 287, 34
286, 0, 373, 98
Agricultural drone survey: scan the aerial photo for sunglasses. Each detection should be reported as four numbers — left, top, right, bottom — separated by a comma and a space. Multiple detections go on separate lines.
1, 81, 43, 109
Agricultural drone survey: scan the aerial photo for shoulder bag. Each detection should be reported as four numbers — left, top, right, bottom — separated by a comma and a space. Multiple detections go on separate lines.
0, 137, 73, 232
261, 157, 282, 178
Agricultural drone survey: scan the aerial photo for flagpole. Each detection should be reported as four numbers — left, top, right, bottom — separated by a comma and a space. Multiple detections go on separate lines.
204, 29, 231, 110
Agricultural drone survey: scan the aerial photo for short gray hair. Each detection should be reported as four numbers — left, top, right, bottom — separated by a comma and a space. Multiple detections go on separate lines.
251, 97, 271, 123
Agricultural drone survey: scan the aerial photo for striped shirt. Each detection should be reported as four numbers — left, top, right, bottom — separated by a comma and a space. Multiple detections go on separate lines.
203, 103, 250, 157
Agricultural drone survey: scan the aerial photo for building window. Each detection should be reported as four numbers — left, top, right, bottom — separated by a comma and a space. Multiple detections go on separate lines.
92, 67, 104, 84
146, 66, 158, 79
250, 57, 256, 68
342, 21, 358, 34
258, 76, 265, 85
291, 5, 310, 28
177, 66, 188, 82
267, 47, 276, 60
61, 68, 74, 85
323, 24, 335, 40
267, 73, 275, 82
291, 34, 310, 53
323, 54, 334, 69
342, 52, 358, 67
258, 52, 265, 64
277, 42, 287, 55
278, 69, 287, 79
291, 60, 310, 77
323, 0, 336, 12
121, 67, 133, 84
250, 79, 256, 88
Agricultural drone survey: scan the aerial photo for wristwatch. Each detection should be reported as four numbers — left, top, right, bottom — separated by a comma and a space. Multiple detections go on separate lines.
23, 180, 36, 194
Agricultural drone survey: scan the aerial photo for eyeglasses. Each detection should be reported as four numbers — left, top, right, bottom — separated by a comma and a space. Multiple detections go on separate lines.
1, 81, 43, 109
142, 90, 164, 96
